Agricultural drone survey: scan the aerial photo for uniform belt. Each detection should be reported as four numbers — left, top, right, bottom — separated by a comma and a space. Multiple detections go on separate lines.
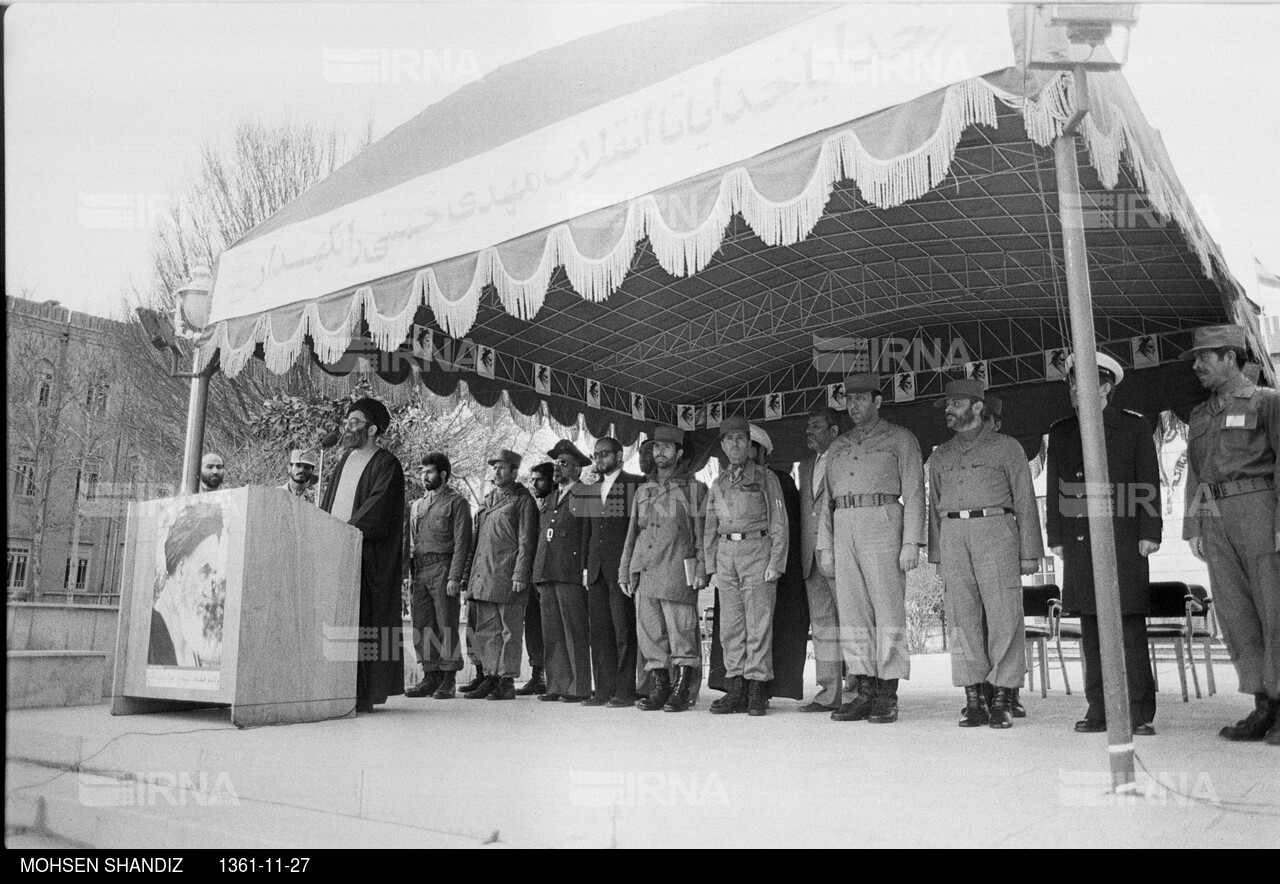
831, 493, 899, 509
1205, 476, 1275, 500
944, 507, 1014, 519
719, 530, 768, 541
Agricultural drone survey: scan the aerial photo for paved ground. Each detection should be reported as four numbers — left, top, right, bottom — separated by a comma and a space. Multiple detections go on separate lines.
5, 654, 1276, 849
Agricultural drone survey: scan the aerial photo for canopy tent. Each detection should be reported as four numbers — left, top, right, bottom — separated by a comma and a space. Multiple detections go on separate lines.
195, 3, 1268, 463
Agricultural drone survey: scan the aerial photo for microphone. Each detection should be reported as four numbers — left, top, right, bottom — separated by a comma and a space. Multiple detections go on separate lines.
319, 431, 340, 449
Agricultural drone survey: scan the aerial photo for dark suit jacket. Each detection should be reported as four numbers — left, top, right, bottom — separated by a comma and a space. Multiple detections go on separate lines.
532, 482, 591, 585
584, 470, 644, 585
798, 452, 831, 579
1046, 405, 1162, 615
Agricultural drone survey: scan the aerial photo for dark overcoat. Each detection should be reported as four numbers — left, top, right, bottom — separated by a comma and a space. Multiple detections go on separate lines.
1046, 406, 1162, 615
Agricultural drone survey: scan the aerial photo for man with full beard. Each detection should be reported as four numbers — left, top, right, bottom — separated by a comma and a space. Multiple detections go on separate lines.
199, 453, 226, 493
928, 379, 1042, 729
320, 397, 406, 713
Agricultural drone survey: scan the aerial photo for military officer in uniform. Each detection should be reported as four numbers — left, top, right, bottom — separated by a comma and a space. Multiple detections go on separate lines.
1183, 324, 1280, 744
533, 440, 594, 703
1047, 354, 1161, 735
816, 374, 925, 725
516, 462, 554, 695
705, 417, 788, 716
928, 379, 1043, 729
278, 449, 318, 502
619, 425, 707, 712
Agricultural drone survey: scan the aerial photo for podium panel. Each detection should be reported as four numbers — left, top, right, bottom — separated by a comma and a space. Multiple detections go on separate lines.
112, 486, 362, 726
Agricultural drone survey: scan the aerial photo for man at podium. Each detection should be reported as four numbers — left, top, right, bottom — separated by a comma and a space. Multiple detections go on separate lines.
320, 397, 407, 713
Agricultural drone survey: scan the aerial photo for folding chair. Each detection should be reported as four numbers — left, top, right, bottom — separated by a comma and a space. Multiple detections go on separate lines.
1147, 580, 1212, 702
1023, 584, 1071, 697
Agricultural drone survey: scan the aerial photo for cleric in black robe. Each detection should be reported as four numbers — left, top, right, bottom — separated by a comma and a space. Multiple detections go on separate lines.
320, 397, 407, 712
709, 427, 810, 700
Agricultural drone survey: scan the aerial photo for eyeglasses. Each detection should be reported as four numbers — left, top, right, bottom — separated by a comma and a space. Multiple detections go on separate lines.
343, 417, 370, 429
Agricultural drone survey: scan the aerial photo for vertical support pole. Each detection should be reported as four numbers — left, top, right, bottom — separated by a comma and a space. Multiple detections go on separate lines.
1054, 124, 1136, 791
179, 353, 211, 496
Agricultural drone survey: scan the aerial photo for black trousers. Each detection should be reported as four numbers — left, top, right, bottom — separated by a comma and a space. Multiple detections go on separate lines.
524, 584, 544, 669
588, 575, 638, 701
1081, 614, 1157, 725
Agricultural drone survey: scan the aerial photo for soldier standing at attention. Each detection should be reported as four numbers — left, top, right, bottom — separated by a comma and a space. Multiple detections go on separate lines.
928, 379, 1042, 729
816, 374, 925, 725
1182, 324, 1280, 745
705, 417, 788, 717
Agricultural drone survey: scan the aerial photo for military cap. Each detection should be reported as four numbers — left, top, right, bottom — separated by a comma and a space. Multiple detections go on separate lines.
749, 424, 773, 454
289, 448, 318, 468
720, 416, 751, 437
1065, 352, 1125, 386
488, 449, 523, 468
1182, 324, 1246, 359
347, 397, 391, 433
843, 373, 882, 395
652, 425, 684, 446
529, 461, 554, 480
934, 378, 986, 407
547, 439, 591, 467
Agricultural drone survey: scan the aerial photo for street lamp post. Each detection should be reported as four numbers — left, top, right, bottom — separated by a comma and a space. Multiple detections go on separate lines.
171, 266, 214, 496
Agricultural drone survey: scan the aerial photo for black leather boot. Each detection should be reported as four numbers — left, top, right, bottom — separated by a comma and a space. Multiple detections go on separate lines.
747, 680, 768, 716
464, 675, 498, 700
459, 664, 486, 694
406, 670, 443, 698
1220, 692, 1278, 741
638, 669, 672, 711
989, 686, 1014, 729
868, 678, 899, 723
515, 666, 546, 696
710, 676, 747, 714
1010, 687, 1026, 718
486, 676, 516, 700
831, 675, 876, 722
663, 667, 694, 712
432, 671, 457, 699
1266, 696, 1280, 746
959, 683, 990, 727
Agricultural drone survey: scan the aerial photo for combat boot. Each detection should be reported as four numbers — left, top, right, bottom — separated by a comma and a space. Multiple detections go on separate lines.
432, 671, 457, 699
868, 678, 899, 723
989, 686, 1014, 729
746, 679, 768, 717
1010, 686, 1026, 718
515, 666, 546, 696
405, 671, 443, 698
1265, 696, 1280, 746
486, 676, 516, 700
459, 664, 487, 694
638, 669, 672, 711
710, 676, 747, 714
663, 666, 694, 712
464, 675, 498, 700
959, 683, 990, 727
1220, 693, 1278, 741
830, 675, 876, 721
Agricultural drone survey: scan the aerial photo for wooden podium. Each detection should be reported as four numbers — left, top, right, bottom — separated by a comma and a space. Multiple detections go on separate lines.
111, 486, 362, 727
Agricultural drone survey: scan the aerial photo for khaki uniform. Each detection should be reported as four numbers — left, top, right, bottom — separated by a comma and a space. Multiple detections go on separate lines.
816, 419, 926, 680
800, 452, 842, 706
619, 468, 707, 675
928, 424, 1043, 688
705, 462, 788, 681
407, 486, 472, 673
1184, 376, 1280, 697
462, 485, 539, 678
277, 481, 316, 504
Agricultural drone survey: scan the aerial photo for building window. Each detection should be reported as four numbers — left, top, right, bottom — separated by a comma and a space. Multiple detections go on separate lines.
63, 547, 91, 591
1029, 556, 1057, 587
35, 360, 55, 407
86, 383, 109, 416
8, 542, 32, 592
75, 465, 101, 501
14, 457, 37, 499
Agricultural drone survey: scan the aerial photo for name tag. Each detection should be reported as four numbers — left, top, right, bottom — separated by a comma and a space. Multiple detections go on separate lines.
1224, 414, 1246, 428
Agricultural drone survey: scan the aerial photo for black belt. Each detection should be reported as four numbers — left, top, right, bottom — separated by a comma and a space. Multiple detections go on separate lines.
719, 530, 767, 541
831, 493, 899, 510
1204, 476, 1275, 500
944, 507, 1014, 520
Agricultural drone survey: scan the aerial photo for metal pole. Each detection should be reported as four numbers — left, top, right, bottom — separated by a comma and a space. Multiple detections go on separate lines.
179, 353, 212, 496
1054, 124, 1136, 791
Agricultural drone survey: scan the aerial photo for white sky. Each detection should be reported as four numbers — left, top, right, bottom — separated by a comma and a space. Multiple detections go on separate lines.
5, 1, 1280, 319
